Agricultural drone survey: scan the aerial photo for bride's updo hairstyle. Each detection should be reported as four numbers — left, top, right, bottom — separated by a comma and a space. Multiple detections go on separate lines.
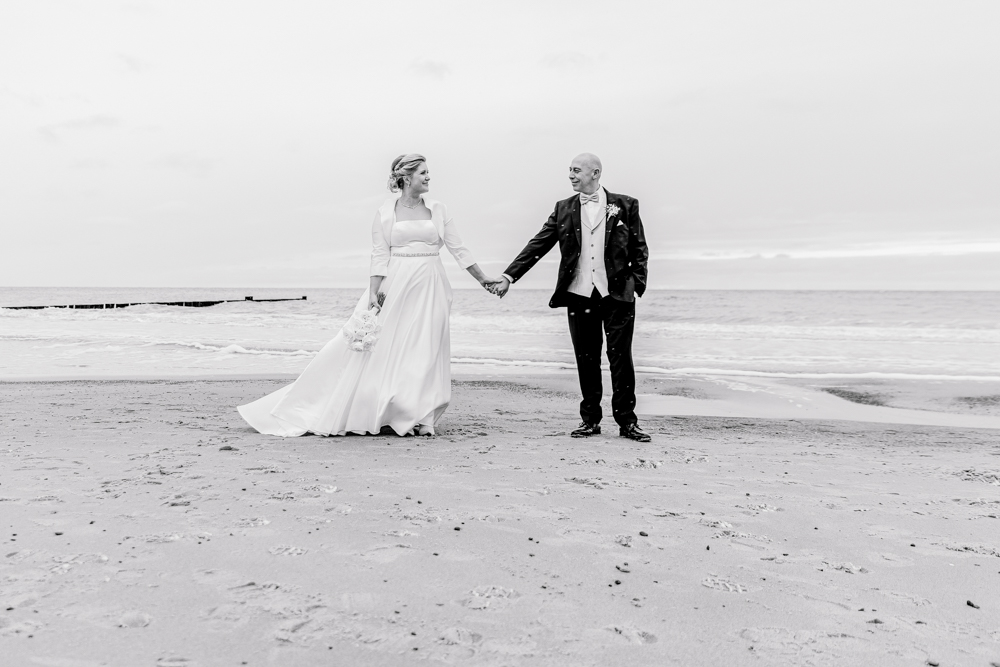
387, 153, 426, 192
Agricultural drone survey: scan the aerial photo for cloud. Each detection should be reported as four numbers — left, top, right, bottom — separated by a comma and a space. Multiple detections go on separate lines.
70, 158, 112, 170
1, 85, 43, 108
117, 53, 153, 74
39, 114, 122, 141
654, 240, 1000, 261
150, 152, 216, 175
540, 51, 596, 72
409, 60, 450, 79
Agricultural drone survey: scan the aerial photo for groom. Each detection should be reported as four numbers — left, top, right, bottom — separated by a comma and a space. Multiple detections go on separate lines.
492, 154, 650, 442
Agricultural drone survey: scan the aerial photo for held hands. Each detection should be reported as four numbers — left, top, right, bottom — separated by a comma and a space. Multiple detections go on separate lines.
482, 276, 510, 298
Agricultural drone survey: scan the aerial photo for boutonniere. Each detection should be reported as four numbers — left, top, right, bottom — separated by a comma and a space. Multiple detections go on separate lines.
606, 203, 620, 219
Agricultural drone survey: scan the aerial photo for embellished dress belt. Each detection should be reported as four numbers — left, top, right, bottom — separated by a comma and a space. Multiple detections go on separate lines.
391, 251, 439, 257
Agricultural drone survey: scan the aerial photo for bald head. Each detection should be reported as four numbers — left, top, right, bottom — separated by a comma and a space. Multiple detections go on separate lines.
569, 153, 602, 195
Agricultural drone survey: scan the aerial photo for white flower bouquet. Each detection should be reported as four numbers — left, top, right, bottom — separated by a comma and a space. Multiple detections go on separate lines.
342, 308, 382, 353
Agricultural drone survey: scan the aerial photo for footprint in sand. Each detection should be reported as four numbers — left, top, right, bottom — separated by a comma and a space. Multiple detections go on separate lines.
233, 517, 270, 528
117, 611, 152, 628
274, 617, 315, 643
384, 529, 419, 537
439, 626, 484, 646
268, 545, 308, 556
664, 449, 709, 464
702, 576, 749, 593
954, 469, 1000, 485
295, 515, 332, 525
874, 589, 931, 606
139, 533, 183, 543
615, 534, 633, 548
565, 477, 607, 489
0, 617, 42, 636
396, 510, 439, 524
49, 554, 86, 574
824, 561, 869, 574
740, 627, 867, 660
301, 484, 338, 494
608, 624, 658, 645
461, 585, 518, 610
361, 544, 413, 563
741, 503, 780, 513
715, 530, 771, 542
201, 603, 250, 630
621, 458, 663, 469
156, 659, 194, 667
939, 542, 1000, 557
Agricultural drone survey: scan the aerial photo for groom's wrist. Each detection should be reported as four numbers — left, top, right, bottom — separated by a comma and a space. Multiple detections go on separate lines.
501, 274, 513, 284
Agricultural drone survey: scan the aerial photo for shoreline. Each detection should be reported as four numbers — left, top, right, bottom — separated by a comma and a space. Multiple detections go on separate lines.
3, 369, 999, 429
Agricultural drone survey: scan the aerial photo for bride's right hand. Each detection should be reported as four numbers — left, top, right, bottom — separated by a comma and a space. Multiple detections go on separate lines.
368, 292, 382, 311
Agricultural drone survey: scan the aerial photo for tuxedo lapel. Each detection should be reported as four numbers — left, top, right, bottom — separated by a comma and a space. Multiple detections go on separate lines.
604, 189, 616, 242
569, 198, 582, 247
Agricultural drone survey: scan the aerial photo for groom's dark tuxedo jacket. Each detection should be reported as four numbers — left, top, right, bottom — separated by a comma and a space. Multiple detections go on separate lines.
503, 188, 649, 308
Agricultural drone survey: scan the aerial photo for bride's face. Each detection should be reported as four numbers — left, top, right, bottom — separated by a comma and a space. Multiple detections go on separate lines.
407, 163, 431, 194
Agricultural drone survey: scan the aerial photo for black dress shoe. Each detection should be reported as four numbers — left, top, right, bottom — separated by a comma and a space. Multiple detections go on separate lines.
571, 422, 601, 438
619, 423, 651, 442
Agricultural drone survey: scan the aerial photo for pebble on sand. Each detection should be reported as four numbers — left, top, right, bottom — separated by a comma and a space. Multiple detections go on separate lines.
966, 600, 980, 609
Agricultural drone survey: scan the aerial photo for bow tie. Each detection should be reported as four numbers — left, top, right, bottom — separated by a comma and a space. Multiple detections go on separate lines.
579, 193, 599, 205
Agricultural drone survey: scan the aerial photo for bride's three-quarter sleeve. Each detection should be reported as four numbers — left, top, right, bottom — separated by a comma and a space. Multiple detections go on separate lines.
441, 207, 476, 270
370, 211, 390, 276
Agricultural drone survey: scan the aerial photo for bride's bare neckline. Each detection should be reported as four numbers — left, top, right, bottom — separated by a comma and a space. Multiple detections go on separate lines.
394, 199, 432, 221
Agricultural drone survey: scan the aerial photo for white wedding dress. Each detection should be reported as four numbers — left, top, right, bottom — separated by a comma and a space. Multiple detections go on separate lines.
237, 197, 474, 436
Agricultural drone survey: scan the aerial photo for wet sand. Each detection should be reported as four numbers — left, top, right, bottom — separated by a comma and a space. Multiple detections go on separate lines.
1, 375, 999, 666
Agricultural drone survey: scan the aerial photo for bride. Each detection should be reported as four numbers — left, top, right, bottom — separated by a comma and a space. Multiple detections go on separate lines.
238, 154, 499, 437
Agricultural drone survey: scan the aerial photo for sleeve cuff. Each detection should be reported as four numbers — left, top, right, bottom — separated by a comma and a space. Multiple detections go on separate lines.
501, 273, 514, 283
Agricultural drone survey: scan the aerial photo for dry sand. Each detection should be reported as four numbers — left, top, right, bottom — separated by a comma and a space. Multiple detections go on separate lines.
1, 374, 999, 666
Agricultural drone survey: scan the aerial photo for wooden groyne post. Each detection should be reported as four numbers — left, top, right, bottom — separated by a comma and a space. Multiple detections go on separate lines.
1, 296, 307, 310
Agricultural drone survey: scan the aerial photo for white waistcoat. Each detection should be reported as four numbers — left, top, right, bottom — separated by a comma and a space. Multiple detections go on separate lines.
568, 188, 609, 298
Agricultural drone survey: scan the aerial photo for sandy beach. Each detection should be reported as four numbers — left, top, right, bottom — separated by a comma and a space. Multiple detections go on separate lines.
2, 373, 999, 666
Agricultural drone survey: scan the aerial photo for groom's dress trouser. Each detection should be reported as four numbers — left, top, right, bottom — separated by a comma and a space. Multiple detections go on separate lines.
565, 288, 637, 428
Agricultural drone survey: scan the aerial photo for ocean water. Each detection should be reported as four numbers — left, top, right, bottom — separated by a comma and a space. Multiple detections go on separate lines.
1, 287, 999, 381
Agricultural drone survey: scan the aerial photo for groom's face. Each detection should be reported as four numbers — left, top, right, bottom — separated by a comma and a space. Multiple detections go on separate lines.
568, 157, 600, 194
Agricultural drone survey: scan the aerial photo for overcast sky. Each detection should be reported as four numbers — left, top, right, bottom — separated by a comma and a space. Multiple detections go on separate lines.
2, 0, 998, 289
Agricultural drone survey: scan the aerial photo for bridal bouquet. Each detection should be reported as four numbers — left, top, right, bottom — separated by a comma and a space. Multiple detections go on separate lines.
342, 309, 382, 352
